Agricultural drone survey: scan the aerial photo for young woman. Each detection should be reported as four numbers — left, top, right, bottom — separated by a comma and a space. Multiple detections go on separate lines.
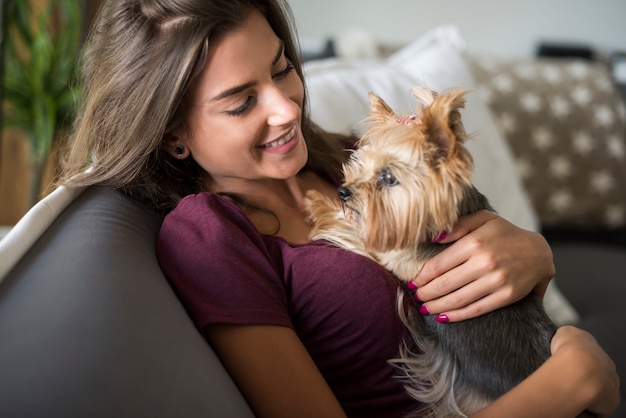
60, 1, 619, 417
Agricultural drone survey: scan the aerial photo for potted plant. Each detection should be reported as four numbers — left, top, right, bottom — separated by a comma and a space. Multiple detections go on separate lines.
3, 0, 82, 207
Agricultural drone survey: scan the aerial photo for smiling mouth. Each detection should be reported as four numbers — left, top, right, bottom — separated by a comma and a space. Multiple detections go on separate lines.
260, 126, 296, 148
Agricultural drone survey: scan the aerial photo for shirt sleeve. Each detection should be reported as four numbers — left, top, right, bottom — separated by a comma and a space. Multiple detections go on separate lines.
156, 192, 292, 334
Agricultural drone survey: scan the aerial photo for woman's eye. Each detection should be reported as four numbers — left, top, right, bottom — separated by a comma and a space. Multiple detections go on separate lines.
273, 61, 294, 80
226, 96, 253, 117
224, 59, 293, 117
378, 167, 398, 187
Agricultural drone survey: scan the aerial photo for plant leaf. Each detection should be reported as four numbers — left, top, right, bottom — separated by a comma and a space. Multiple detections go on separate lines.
3, 0, 83, 164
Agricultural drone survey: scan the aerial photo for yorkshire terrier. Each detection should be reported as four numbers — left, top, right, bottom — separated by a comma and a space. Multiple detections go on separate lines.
306, 88, 592, 417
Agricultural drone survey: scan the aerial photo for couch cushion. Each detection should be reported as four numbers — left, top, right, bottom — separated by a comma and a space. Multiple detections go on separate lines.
0, 187, 254, 418
468, 55, 626, 230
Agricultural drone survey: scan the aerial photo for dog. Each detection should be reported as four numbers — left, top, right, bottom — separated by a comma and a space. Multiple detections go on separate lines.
305, 87, 593, 417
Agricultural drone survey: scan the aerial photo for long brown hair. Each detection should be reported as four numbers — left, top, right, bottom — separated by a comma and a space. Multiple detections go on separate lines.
59, 0, 348, 212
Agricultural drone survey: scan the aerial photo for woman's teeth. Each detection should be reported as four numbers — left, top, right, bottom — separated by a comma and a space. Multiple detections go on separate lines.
262, 126, 296, 148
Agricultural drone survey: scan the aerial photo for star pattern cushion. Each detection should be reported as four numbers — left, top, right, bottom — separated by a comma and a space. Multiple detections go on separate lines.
468, 55, 626, 229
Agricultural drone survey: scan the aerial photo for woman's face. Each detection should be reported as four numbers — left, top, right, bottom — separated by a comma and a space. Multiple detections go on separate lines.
173, 10, 306, 191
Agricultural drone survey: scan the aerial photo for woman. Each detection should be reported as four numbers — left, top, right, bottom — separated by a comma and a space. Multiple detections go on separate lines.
59, 0, 619, 417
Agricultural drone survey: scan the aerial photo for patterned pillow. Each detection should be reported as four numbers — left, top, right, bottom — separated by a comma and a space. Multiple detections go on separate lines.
468, 56, 626, 229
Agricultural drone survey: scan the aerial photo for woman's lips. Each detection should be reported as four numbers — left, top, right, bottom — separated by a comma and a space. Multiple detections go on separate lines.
259, 125, 297, 148
258, 125, 299, 154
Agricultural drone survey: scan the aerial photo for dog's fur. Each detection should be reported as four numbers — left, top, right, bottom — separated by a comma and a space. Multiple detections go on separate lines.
305, 88, 591, 417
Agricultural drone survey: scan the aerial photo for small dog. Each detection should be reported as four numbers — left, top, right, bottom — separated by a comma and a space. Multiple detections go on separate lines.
306, 88, 592, 417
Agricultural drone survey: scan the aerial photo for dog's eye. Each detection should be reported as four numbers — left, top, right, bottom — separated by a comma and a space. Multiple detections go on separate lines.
378, 167, 398, 187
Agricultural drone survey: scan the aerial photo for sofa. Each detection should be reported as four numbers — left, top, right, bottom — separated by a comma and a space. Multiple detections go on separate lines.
1, 25, 624, 417
0, 186, 256, 417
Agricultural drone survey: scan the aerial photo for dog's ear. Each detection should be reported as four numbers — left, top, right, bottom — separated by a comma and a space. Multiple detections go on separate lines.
367, 92, 395, 125
420, 88, 469, 160
410, 86, 436, 107
443, 88, 469, 145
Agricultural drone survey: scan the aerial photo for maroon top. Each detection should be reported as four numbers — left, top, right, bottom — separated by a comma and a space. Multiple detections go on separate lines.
157, 192, 416, 417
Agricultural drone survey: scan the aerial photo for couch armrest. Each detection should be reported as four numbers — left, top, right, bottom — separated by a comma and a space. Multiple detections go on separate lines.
0, 187, 253, 418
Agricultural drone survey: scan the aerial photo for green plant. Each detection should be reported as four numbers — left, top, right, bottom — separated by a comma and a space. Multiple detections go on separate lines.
3, 0, 82, 206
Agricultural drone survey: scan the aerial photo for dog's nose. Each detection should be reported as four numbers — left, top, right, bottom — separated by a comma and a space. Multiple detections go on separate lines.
338, 186, 352, 202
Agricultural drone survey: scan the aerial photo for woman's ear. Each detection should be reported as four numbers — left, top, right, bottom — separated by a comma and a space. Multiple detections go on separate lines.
164, 134, 190, 159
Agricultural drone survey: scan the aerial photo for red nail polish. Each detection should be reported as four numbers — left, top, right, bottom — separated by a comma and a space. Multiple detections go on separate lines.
431, 231, 448, 243
418, 305, 430, 315
406, 281, 418, 291
436, 314, 449, 323
413, 292, 422, 303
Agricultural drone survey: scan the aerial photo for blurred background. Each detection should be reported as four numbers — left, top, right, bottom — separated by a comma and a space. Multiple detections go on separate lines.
0, 0, 101, 227
290, 0, 626, 60
292, 0, 626, 246
1, 0, 625, 227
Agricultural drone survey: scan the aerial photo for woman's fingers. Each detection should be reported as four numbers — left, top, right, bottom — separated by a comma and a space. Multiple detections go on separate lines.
434, 210, 499, 244
415, 269, 514, 322
411, 211, 555, 322
414, 210, 500, 288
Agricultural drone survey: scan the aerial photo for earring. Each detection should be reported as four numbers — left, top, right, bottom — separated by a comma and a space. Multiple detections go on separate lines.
174, 145, 185, 157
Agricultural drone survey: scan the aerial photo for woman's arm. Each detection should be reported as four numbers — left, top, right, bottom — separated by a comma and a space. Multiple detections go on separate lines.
412, 210, 555, 321
207, 324, 347, 418
207, 326, 619, 418
472, 326, 620, 418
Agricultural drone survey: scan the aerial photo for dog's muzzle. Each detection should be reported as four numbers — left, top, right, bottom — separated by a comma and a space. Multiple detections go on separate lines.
338, 186, 353, 202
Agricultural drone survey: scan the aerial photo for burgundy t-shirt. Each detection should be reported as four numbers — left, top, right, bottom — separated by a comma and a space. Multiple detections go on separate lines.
156, 192, 416, 417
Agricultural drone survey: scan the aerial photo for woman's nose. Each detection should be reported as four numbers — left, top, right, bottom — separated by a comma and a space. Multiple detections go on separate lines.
267, 87, 301, 126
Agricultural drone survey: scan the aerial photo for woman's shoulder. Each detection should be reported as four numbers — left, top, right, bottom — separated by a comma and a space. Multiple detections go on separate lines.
170, 191, 246, 220
163, 192, 257, 237
158, 191, 274, 265
156, 191, 292, 330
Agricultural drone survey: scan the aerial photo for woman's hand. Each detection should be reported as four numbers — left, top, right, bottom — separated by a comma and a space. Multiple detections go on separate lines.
472, 326, 620, 418
411, 210, 555, 322
550, 326, 620, 416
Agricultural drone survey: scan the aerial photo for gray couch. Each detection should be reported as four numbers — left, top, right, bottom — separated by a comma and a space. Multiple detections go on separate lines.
0, 187, 254, 418
0, 186, 624, 417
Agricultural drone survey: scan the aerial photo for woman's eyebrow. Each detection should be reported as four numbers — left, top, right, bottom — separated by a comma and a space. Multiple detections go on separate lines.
209, 41, 285, 103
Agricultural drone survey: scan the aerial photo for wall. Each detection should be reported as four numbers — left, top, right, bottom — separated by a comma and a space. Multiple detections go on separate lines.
289, 0, 626, 60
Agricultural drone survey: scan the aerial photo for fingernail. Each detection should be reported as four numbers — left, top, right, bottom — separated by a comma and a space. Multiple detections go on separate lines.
418, 305, 430, 315
436, 314, 449, 323
406, 281, 418, 291
412, 292, 422, 303
431, 231, 448, 243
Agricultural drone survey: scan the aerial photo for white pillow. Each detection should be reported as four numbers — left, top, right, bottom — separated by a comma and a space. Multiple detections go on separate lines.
304, 25, 579, 325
